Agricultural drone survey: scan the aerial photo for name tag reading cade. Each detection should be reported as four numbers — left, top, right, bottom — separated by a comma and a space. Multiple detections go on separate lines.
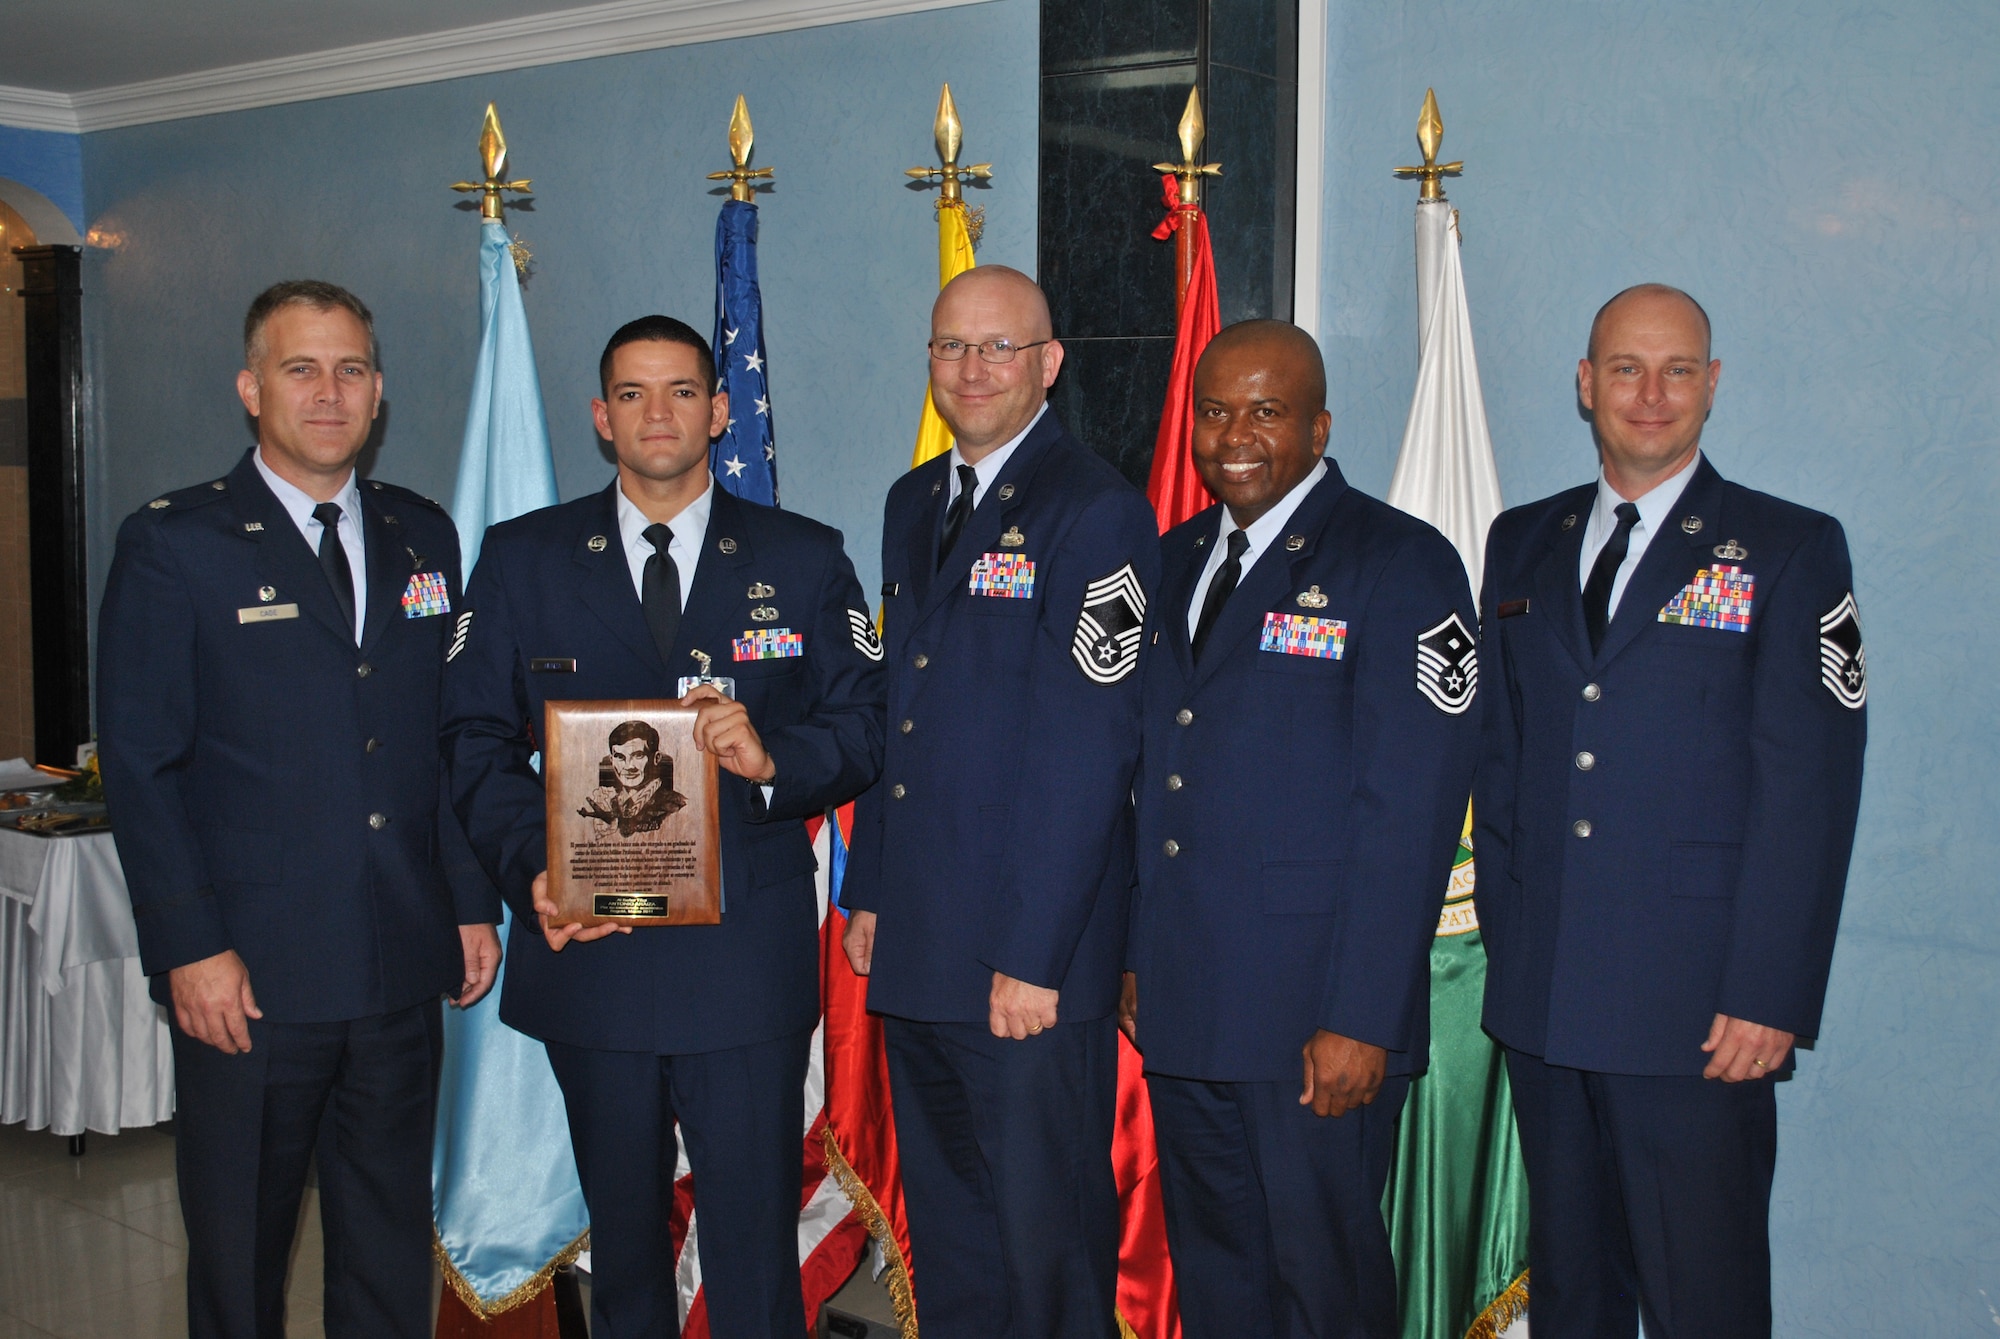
238, 604, 300, 624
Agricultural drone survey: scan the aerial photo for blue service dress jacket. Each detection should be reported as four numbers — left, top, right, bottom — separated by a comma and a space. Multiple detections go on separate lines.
1473, 456, 1867, 1076
97, 449, 497, 1023
441, 482, 885, 1054
841, 411, 1161, 1024
1128, 462, 1482, 1082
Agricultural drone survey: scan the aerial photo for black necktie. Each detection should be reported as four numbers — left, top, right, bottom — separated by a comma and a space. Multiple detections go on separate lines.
1191, 529, 1251, 663
312, 501, 356, 641
641, 523, 681, 665
937, 464, 979, 569
1582, 501, 1641, 654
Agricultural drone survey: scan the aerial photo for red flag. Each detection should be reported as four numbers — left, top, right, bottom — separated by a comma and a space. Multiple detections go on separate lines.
1146, 180, 1221, 533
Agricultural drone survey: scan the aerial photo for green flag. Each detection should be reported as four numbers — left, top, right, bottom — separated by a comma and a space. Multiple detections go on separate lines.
1381, 194, 1530, 1339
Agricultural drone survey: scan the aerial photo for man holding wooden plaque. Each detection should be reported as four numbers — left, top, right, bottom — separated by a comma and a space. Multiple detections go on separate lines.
443, 316, 885, 1339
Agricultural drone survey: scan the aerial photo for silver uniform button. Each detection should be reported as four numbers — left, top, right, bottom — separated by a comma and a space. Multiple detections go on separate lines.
1163, 839, 1180, 857
1581, 682, 1601, 702
914, 654, 929, 669
368, 813, 388, 830
356, 663, 373, 678
1575, 751, 1595, 771
1166, 774, 1183, 791
1572, 819, 1592, 838
1175, 708, 1194, 726
891, 784, 907, 799
900, 719, 914, 734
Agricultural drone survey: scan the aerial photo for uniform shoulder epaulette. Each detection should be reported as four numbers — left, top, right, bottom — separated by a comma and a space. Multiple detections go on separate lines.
140, 478, 234, 516
365, 479, 449, 512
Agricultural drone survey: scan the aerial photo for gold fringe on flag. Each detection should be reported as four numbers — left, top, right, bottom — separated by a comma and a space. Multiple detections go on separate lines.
821, 1127, 919, 1339
1463, 1270, 1530, 1339
431, 1226, 591, 1321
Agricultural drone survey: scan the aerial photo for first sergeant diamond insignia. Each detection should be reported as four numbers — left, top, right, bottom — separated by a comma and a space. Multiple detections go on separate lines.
1072, 563, 1147, 684
848, 609, 884, 661
1416, 611, 1478, 715
1819, 591, 1867, 709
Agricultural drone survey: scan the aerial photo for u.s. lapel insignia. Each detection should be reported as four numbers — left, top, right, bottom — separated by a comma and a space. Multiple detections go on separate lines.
750, 604, 780, 622
1296, 585, 1329, 609
747, 581, 775, 599
1071, 564, 1147, 684
1713, 539, 1748, 561
1285, 534, 1305, 552
587, 535, 609, 552
242, 521, 264, 532
1416, 612, 1478, 715
1681, 515, 1704, 535
1819, 592, 1867, 708
1194, 534, 1208, 548
999, 526, 1025, 548
997, 484, 1015, 501
719, 537, 738, 555
848, 609, 884, 661
1561, 513, 1577, 531
932, 479, 944, 496
258, 586, 276, 603
381, 513, 399, 527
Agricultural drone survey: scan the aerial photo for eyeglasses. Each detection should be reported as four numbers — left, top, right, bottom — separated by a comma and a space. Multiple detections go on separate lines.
927, 338, 1051, 364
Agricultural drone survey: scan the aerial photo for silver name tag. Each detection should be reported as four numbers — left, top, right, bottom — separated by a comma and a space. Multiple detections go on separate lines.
238, 604, 300, 624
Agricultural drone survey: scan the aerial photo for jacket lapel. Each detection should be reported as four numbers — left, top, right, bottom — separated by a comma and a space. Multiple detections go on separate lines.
571, 483, 666, 677
1157, 512, 1217, 682
230, 453, 356, 649
1596, 457, 1727, 667
357, 485, 413, 655
904, 456, 950, 612
677, 488, 757, 677
1191, 462, 1349, 691
1530, 490, 1595, 675
915, 412, 1061, 626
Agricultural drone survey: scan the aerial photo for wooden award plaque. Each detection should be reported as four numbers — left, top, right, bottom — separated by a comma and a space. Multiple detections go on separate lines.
542, 700, 722, 926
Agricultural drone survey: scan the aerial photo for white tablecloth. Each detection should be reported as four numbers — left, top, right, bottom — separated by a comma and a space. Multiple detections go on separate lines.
0, 828, 175, 1135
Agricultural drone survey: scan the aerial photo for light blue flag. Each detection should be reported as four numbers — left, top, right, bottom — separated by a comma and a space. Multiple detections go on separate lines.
433, 218, 588, 1316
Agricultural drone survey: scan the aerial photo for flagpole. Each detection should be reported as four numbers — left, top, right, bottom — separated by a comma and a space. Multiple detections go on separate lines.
1153, 88, 1221, 313
904, 83, 988, 469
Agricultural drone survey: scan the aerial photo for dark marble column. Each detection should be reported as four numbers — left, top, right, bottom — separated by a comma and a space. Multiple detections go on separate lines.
1040, 0, 1296, 486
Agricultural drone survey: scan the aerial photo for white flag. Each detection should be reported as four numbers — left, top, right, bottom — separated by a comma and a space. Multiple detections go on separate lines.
1386, 199, 1504, 593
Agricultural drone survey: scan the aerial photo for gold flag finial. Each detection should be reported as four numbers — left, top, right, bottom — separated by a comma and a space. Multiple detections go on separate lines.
706, 94, 774, 202
907, 82, 992, 206
1394, 87, 1463, 201
450, 102, 533, 222
1152, 86, 1223, 206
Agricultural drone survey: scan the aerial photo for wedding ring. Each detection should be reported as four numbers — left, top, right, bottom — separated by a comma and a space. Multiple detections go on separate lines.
1751, 1059, 1766, 1068
1028, 1024, 1043, 1034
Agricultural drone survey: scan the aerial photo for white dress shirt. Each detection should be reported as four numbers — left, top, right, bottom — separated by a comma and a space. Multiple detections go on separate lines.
1577, 451, 1701, 619
1186, 458, 1329, 639
946, 403, 1048, 509
616, 475, 713, 607
254, 448, 366, 644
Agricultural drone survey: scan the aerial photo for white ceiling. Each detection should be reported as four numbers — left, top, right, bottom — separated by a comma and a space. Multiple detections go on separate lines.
0, 0, 614, 93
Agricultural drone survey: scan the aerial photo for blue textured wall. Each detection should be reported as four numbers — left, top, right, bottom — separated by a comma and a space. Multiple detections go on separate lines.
0, 124, 85, 236
78, 0, 1036, 604
1316, 3, 1998, 1334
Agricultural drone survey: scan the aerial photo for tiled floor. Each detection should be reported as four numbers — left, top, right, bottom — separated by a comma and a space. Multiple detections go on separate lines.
0, 1122, 326, 1339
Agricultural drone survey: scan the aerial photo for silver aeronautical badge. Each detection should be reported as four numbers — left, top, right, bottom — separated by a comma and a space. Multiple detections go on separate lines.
1713, 539, 1748, 561
750, 604, 780, 622
1681, 515, 1704, 535
1297, 586, 1329, 609
587, 535, 609, 552
999, 526, 1025, 548
258, 586, 276, 603
748, 581, 775, 599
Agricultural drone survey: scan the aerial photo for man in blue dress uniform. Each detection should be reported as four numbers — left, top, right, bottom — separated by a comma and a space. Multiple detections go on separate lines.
839, 266, 1160, 1338
98, 281, 502, 1339
1474, 285, 1867, 1339
443, 316, 884, 1339
1121, 319, 1480, 1337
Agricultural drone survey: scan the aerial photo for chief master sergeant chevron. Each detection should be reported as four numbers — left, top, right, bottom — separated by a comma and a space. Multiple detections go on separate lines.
839, 266, 1160, 1337
1474, 284, 1867, 1339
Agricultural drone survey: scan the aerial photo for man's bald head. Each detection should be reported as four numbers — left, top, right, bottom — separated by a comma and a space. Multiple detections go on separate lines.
933, 265, 1053, 341
1588, 284, 1711, 362
1194, 319, 1327, 414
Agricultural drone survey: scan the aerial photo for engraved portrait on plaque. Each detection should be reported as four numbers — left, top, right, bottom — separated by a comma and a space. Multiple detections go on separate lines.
543, 700, 723, 926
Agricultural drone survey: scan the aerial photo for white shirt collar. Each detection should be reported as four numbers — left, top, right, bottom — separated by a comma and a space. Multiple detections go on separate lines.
253, 447, 361, 538
947, 402, 1048, 507
1588, 450, 1701, 545
615, 474, 714, 605
1218, 457, 1329, 558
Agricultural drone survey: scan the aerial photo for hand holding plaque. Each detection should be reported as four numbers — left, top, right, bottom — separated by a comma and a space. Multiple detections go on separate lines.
543, 700, 723, 927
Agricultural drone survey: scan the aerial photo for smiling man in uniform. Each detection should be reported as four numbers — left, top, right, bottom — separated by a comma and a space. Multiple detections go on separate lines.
1474, 285, 1867, 1338
1122, 318, 1479, 1338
